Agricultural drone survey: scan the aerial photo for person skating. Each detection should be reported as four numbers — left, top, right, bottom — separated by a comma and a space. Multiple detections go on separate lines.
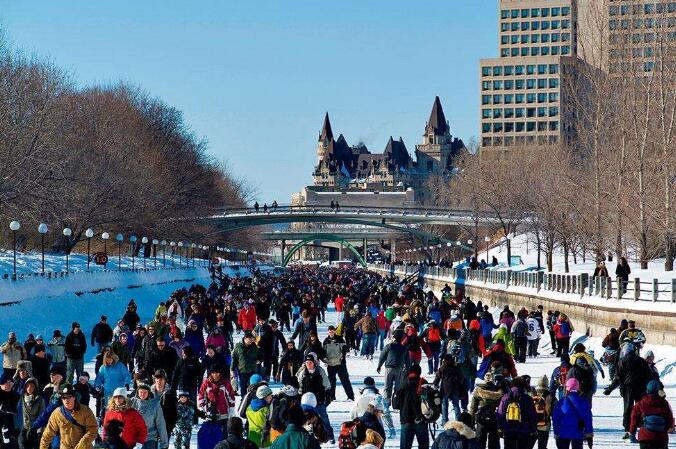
47, 331, 66, 373
198, 365, 236, 436
95, 353, 132, 407
231, 332, 262, 397
392, 365, 429, 449
552, 378, 593, 449
18, 378, 45, 449
604, 342, 653, 439
549, 355, 572, 401
296, 354, 333, 443
172, 391, 194, 449
322, 326, 354, 401
357, 402, 386, 444
269, 405, 320, 449
103, 387, 148, 449
0, 372, 21, 449
130, 384, 169, 449
213, 417, 257, 449
246, 385, 273, 448
431, 412, 479, 449
530, 376, 554, 449
91, 316, 114, 354
525, 313, 541, 358
376, 332, 410, 405
269, 385, 301, 443
39, 384, 98, 449
434, 355, 465, 425
553, 314, 573, 357
469, 362, 509, 449
496, 376, 537, 449
150, 371, 177, 439
350, 377, 395, 439
277, 341, 303, 386
2, 332, 26, 378
629, 380, 674, 449
64, 323, 87, 385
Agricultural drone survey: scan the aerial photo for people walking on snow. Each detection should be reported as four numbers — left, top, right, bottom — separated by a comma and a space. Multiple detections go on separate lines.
552, 378, 593, 449
629, 380, 674, 448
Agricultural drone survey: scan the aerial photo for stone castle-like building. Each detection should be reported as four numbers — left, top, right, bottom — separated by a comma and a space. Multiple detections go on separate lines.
294, 96, 465, 207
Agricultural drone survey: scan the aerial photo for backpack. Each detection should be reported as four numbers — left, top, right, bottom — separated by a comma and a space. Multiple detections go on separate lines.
338, 419, 366, 449
505, 395, 522, 423
450, 341, 466, 365
557, 366, 569, 389
532, 395, 548, 427
513, 320, 528, 338
642, 415, 666, 432
475, 405, 497, 428
427, 327, 441, 343
419, 384, 442, 423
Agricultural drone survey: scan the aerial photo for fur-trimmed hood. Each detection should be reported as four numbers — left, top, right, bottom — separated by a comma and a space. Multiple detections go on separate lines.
443, 420, 476, 439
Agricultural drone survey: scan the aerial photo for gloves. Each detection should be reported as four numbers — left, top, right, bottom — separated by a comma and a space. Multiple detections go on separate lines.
376, 367, 381, 374
603, 388, 611, 396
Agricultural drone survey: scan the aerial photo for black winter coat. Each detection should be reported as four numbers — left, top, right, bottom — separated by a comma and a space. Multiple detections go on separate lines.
434, 363, 464, 398
359, 411, 385, 442
608, 352, 652, 398
394, 377, 423, 425
172, 356, 203, 392
91, 322, 114, 345
65, 331, 87, 359
144, 346, 178, 379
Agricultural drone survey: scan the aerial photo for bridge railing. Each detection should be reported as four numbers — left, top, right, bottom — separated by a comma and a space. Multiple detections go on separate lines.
369, 264, 676, 303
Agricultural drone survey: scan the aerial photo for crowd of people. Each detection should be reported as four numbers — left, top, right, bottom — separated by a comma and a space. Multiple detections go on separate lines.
0, 267, 673, 449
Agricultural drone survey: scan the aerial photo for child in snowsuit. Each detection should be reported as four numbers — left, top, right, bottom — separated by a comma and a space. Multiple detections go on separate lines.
173, 390, 194, 449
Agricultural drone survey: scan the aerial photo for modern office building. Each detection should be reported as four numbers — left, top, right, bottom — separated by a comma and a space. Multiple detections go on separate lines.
479, 0, 577, 149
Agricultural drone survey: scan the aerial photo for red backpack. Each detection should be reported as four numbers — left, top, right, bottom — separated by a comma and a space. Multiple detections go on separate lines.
557, 366, 569, 389
338, 419, 366, 449
427, 327, 441, 343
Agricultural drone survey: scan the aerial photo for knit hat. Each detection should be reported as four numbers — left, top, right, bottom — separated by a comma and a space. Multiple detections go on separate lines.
304, 353, 316, 363
536, 375, 549, 390
59, 384, 76, 397
112, 387, 128, 398
644, 350, 654, 359
646, 380, 661, 395
256, 385, 273, 399
176, 390, 190, 398
301, 392, 317, 410
363, 376, 375, 386
49, 365, 65, 377
565, 378, 580, 393
280, 385, 298, 397
72, 322, 80, 329
0, 372, 13, 384
35, 335, 43, 341
227, 417, 244, 436
250, 374, 263, 385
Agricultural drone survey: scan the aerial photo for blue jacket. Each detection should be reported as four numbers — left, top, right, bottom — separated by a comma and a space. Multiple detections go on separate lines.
480, 316, 496, 338
552, 393, 593, 440
184, 328, 206, 357
95, 362, 132, 401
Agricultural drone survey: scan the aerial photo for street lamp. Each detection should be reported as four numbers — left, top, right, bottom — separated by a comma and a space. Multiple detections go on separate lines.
116, 233, 124, 269
161, 240, 167, 267
141, 237, 148, 268
38, 223, 48, 274
129, 235, 138, 269
152, 239, 159, 268
178, 241, 184, 268
9, 221, 20, 277
101, 232, 110, 269
170, 241, 176, 267
191, 243, 196, 267
85, 228, 94, 271
63, 227, 72, 272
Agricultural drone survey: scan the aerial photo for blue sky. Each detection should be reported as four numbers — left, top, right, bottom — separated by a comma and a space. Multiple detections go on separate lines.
0, 1, 497, 203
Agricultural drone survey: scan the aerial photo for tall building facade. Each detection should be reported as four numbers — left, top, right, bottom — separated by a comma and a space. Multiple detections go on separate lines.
479, 0, 578, 149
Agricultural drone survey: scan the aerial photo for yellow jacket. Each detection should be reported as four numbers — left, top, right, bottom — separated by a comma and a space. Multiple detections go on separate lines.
40, 404, 98, 449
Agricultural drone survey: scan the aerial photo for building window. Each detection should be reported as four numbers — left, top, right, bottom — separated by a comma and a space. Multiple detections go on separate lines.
537, 93, 547, 103
561, 46, 570, 55
538, 78, 547, 88
502, 23, 509, 32
493, 95, 503, 104
501, 9, 509, 19
505, 123, 514, 132
527, 79, 536, 89
505, 79, 514, 89
521, 9, 529, 18
482, 109, 491, 119
521, 48, 529, 56
502, 49, 510, 57
542, 33, 550, 43
549, 64, 558, 74
645, 3, 655, 14
515, 65, 525, 75
504, 65, 514, 75
482, 81, 491, 90
527, 65, 535, 74
493, 66, 502, 76
511, 22, 519, 31
493, 123, 503, 132
505, 108, 514, 118
511, 35, 519, 44
482, 67, 491, 77
552, 7, 560, 16
504, 94, 514, 104
516, 94, 525, 103
522, 21, 530, 31
541, 47, 550, 55
511, 48, 519, 56
516, 79, 525, 89
549, 121, 559, 131
532, 34, 540, 43
511, 9, 519, 18
562, 19, 570, 29
552, 20, 560, 30
482, 95, 491, 105
549, 92, 559, 102
549, 78, 559, 88
542, 8, 550, 17
482, 137, 492, 146
521, 35, 530, 44
527, 107, 536, 117
516, 122, 525, 132
482, 123, 491, 133
538, 107, 547, 117
515, 108, 525, 118
531, 47, 540, 56
542, 21, 550, 30
502, 35, 509, 45
532, 21, 540, 30
562, 7, 570, 16
527, 93, 536, 103
551, 46, 559, 55
531, 8, 540, 17
538, 121, 547, 131
493, 80, 503, 90
527, 122, 536, 131
549, 107, 559, 117
552, 33, 560, 42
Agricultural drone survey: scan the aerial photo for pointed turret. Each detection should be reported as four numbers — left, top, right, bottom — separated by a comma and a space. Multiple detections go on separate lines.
425, 96, 449, 136
320, 112, 334, 141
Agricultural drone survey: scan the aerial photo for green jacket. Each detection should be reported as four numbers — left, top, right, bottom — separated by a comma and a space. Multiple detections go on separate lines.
232, 341, 261, 374
246, 403, 270, 447
270, 424, 320, 449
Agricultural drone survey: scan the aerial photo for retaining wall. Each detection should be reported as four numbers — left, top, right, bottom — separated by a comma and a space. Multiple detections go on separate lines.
370, 266, 676, 346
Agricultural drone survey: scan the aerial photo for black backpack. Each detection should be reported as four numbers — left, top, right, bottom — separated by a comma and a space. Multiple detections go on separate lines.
419, 384, 442, 423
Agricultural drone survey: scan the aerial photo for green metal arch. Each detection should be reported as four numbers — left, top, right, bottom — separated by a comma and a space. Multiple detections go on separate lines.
283, 235, 367, 268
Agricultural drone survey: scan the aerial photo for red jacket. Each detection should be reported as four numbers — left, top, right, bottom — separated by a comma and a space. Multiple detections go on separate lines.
375, 312, 389, 331
238, 307, 257, 331
334, 296, 345, 312
198, 377, 236, 417
630, 394, 674, 446
103, 407, 147, 447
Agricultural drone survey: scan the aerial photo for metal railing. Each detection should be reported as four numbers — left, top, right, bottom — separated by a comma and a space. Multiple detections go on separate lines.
369, 264, 676, 303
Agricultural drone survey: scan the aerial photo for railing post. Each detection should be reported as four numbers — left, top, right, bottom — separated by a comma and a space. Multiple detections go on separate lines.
595, 277, 600, 296
634, 278, 641, 301
672, 279, 676, 303
606, 277, 612, 299
580, 273, 588, 297
617, 277, 623, 300
653, 279, 659, 302
536, 271, 543, 292
506, 270, 512, 288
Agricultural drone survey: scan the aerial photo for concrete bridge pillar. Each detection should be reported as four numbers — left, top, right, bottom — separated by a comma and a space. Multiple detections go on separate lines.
391, 239, 396, 263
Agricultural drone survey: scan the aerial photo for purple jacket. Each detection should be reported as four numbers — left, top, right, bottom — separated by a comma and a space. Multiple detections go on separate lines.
496, 387, 538, 435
